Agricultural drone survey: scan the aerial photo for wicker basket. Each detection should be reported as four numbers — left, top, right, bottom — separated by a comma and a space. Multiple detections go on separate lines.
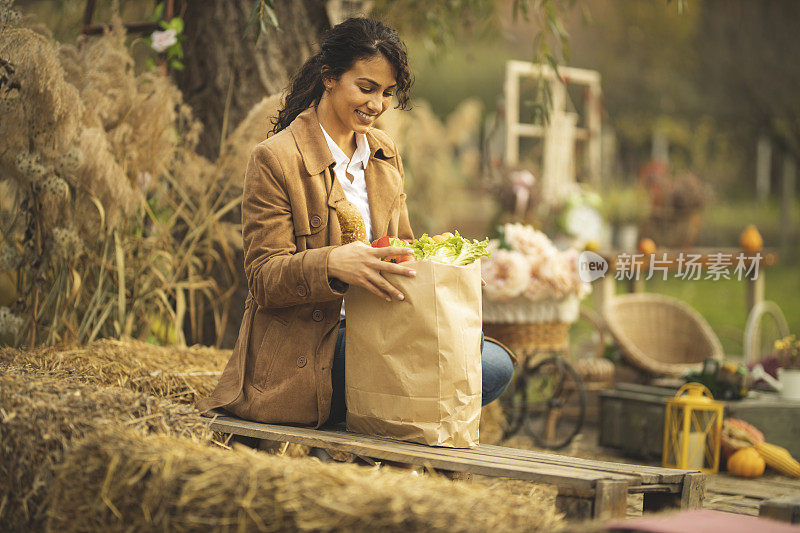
481, 296, 579, 360
603, 293, 724, 377
482, 321, 570, 358
482, 295, 580, 324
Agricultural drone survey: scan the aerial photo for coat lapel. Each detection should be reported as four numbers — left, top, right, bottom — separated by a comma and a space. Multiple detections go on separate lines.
326, 168, 344, 245
290, 106, 403, 240
289, 106, 335, 176
363, 157, 402, 239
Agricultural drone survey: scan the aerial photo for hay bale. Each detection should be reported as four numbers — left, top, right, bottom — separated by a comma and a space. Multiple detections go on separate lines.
0, 338, 230, 404
0, 367, 215, 531
46, 426, 562, 533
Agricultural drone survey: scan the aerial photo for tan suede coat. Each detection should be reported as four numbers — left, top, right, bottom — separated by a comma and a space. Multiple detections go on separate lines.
195, 106, 414, 427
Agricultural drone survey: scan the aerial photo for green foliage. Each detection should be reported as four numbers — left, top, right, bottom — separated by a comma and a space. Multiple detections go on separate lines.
244, 0, 278, 42
372, 0, 498, 52
599, 185, 651, 226
375, 0, 581, 124
145, 4, 185, 72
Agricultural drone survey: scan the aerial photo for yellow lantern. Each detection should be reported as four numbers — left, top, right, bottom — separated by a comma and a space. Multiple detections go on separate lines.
663, 383, 723, 473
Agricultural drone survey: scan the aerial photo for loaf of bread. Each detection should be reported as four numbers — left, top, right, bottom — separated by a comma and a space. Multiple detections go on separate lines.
336, 200, 368, 245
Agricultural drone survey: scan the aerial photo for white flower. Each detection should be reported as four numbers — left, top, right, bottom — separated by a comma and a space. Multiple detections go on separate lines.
151, 29, 177, 53
523, 277, 553, 301
136, 171, 154, 192
503, 223, 558, 258
538, 253, 575, 298
481, 250, 530, 301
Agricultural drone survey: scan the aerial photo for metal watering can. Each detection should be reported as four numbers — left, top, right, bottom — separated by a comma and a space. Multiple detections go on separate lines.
751, 364, 800, 401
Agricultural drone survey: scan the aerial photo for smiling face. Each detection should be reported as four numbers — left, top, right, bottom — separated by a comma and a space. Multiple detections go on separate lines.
317, 54, 397, 147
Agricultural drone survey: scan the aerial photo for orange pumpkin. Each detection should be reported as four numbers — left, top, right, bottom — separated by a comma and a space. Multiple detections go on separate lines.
727, 447, 765, 478
739, 225, 763, 253
638, 237, 656, 255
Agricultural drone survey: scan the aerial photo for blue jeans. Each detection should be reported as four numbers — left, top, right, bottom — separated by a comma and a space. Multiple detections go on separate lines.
328, 323, 514, 425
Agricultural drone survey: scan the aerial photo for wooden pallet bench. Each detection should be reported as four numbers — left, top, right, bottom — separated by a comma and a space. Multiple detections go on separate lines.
206, 411, 704, 520
760, 494, 800, 524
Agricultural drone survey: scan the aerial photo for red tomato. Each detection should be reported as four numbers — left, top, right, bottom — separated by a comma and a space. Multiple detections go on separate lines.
385, 254, 415, 264
371, 236, 392, 248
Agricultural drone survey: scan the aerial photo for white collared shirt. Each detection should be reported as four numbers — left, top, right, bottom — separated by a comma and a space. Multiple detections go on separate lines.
319, 122, 372, 320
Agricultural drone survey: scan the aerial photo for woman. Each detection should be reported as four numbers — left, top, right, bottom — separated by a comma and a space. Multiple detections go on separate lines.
196, 17, 514, 428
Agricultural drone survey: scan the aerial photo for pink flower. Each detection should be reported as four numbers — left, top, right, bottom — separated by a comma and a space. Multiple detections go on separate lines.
151, 29, 177, 53
524, 277, 553, 302
481, 250, 530, 301
503, 223, 558, 258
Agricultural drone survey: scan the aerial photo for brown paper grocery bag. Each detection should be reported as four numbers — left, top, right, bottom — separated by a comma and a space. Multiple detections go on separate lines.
344, 259, 482, 448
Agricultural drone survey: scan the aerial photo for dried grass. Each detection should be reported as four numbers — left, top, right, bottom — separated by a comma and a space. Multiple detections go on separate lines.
0, 337, 230, 404
0, 10, 239, 348
74, 127, 140, 236
215, 93, 282, 202
1, 341, 562, 532
0, 27, 82, 159
44, 424, 561, 533
0, 367, 215, 532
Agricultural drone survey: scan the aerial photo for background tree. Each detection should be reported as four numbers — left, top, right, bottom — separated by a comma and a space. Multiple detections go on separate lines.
699, 0, 800, 163
175, 0, 329, 159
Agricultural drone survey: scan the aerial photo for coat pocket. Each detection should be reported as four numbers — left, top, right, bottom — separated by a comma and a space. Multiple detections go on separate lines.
251, 317, 287, 393
295, 208, 328, 250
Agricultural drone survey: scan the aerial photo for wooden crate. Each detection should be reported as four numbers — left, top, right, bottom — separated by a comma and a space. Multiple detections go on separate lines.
599, 384, 800, 460
599, 384, 673, 460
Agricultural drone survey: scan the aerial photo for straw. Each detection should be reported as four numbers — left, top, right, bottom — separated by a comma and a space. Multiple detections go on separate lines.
45, 425, 562, 532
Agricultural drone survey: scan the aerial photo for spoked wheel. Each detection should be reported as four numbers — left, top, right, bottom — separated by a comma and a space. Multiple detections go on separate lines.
502, 356, 586, 449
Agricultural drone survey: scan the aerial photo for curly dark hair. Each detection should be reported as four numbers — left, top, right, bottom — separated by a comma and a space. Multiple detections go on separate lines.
270, 17, 413, 135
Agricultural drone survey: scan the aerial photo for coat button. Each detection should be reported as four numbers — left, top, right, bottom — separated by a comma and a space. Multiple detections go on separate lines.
310, 214, 322, 228
297, 284, 307, 297
312, 309, 323, 322
297, 355, 308, 368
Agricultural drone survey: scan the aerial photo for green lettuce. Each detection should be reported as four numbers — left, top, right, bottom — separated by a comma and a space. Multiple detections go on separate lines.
411, 231, 491, 266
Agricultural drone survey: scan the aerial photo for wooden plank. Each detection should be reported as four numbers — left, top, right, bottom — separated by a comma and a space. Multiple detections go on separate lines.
214, 415, 683, 483
705, 493, 757, 505
210, 416, 640, 482
708, 476, 800, 500
681, 472, 706, 509
404, 442, 652, 485
705, 501, 760, 516
760, 494, 800, 523
209, 417, 615, 490
593, 479, 629, 519
480, 444, 689, 484
208, 416, 696, 489
628, 484, 680, 494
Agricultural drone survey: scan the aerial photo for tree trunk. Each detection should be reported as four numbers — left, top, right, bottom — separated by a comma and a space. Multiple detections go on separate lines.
176, 0, 330, 160
176, 1, 329, 348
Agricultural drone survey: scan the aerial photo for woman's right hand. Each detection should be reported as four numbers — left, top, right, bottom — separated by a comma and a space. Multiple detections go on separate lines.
327, 242, 417, 302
